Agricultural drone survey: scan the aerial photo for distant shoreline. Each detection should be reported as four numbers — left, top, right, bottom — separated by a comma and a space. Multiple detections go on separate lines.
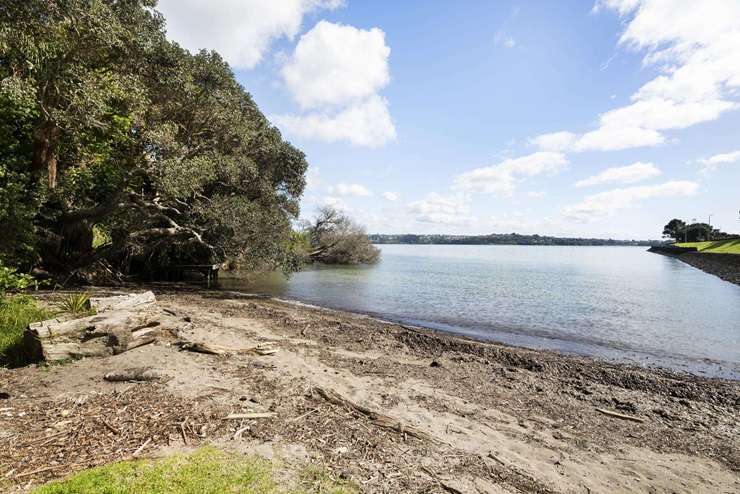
369, 233, 657, 246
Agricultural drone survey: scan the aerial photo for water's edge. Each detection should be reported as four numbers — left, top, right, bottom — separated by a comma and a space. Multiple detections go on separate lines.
218, 286, 740, 381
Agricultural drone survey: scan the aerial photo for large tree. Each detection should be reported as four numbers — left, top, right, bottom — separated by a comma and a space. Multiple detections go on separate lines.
0, 1, 308, 277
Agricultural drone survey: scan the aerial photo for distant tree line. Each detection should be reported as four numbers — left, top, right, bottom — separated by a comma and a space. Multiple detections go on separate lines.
368, 233, 657, 246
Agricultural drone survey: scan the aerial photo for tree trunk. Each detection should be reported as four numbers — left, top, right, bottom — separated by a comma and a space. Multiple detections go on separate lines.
32, 123, 60, 189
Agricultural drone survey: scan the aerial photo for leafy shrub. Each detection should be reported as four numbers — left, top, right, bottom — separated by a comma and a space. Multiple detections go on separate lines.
0, 261, 35, 296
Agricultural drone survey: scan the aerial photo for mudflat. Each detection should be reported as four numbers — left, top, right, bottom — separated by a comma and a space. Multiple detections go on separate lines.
1, 288, 738, 493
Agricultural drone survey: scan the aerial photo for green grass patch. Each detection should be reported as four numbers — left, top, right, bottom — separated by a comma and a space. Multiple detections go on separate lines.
676, 238, 740, 254
33, 447, 357, 494
0, 294, 49, 367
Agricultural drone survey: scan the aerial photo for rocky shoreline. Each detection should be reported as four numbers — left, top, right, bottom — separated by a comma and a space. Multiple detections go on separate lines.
648, 246, 740, 286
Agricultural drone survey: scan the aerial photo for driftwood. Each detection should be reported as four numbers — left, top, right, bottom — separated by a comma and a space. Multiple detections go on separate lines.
103, 367, 171, 382
89, 291, 156, 312
312, 387, 438, 443
176, 341, 277, 357
25, 292, 191, 362
595, 407, 646, 423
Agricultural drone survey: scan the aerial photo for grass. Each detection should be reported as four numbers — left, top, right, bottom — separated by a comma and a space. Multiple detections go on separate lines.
0, 294, 49, 367
32, 447, 357, 494
675, 238, 740, 254
56, 292, 94, 316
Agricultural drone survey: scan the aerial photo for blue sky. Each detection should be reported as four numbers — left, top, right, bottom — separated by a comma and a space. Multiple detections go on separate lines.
157, 0, 740, 239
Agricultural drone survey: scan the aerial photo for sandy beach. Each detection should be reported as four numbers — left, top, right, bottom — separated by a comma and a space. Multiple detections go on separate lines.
1, 288, 738, 493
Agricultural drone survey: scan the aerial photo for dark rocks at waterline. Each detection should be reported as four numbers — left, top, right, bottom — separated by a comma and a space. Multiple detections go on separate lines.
649, 248, 740, 286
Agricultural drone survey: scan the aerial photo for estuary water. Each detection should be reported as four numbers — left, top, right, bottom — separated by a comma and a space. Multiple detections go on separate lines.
222, 245, 740, 379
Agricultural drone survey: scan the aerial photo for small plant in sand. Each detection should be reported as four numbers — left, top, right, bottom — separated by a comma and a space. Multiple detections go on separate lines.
57, 293, 93, 316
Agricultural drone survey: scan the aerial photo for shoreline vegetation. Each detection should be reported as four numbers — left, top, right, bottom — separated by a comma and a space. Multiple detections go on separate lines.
648, 239, 740, 286
1, 288, 738, 492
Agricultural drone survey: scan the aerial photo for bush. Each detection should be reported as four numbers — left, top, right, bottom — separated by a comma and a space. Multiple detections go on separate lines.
0, 261, 35, 296
0, 294, 49, 367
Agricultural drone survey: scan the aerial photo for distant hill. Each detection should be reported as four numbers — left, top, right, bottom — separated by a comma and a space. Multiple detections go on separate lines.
368, 233, 658, 247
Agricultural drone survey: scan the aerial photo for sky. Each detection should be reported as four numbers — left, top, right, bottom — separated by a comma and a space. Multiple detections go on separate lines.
156, 0, 740, 240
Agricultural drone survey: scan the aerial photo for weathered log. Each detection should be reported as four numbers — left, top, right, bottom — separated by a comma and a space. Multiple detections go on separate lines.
89, 291, 156, 312
104, 367, 171, 382
25, 295, 190, 362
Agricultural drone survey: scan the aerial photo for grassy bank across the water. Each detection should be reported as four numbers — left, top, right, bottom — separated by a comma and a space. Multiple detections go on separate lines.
676, 238, 740, 254
33, 447, 356, 494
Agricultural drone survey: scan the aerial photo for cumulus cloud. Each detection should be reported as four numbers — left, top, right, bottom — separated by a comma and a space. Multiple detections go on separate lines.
453, 152, 568, 196
282, 20, 390, 109
697, 149, 740, 174
382, 191, 400, 201
273, 21, 395, 146
328, 183, 373, 197
534, 0, 740, 152
562, 180, 699, 222
271, 95, 396, 147
575, 161, 661, 188
157, 0, 344, 69
407, 193, 474, 226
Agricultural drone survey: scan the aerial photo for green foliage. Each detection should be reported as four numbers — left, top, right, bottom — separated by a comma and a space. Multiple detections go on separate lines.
0, 294, 49, 367
33, 447, 357, 494
56, 292, 92, 316
0, 261, 35, 296
0, 1, 308, 277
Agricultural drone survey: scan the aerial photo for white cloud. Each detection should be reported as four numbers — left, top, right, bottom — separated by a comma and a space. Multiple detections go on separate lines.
271, 95, 396, 147
530, 131, 577, 152
157, 0, 344, 69
575, 161, 661, 188
527, 191, 546, 198
453, 152, 568, 196
281, 20, 390, 109
321, 196, 349, 211
305, 166, 321, 190
572, 125, 664, 152
535, 1, 740, 152
698, 149, 740, 173
494, 31, 516, 48
407, 193, 474, 225
562, 180, 699, 222
382, 191, 400, 201
328, 183, 373, 197
273, 21, 396, 146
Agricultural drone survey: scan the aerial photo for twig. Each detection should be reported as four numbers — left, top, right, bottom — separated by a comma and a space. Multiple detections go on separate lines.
132, 437, 151, 457
595, 408, 646, 423
223, 412, 275, 420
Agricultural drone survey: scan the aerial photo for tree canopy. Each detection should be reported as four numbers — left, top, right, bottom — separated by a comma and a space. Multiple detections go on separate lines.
0, 0, 308, 279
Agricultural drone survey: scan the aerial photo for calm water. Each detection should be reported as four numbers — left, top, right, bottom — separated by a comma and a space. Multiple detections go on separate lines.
222, 245, 740, 379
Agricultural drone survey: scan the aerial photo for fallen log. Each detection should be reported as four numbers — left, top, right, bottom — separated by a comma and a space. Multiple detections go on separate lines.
89, 291, 156, 312
25, 292, 191, 362
103, 367, 171, 382
312, 387, 438, 443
